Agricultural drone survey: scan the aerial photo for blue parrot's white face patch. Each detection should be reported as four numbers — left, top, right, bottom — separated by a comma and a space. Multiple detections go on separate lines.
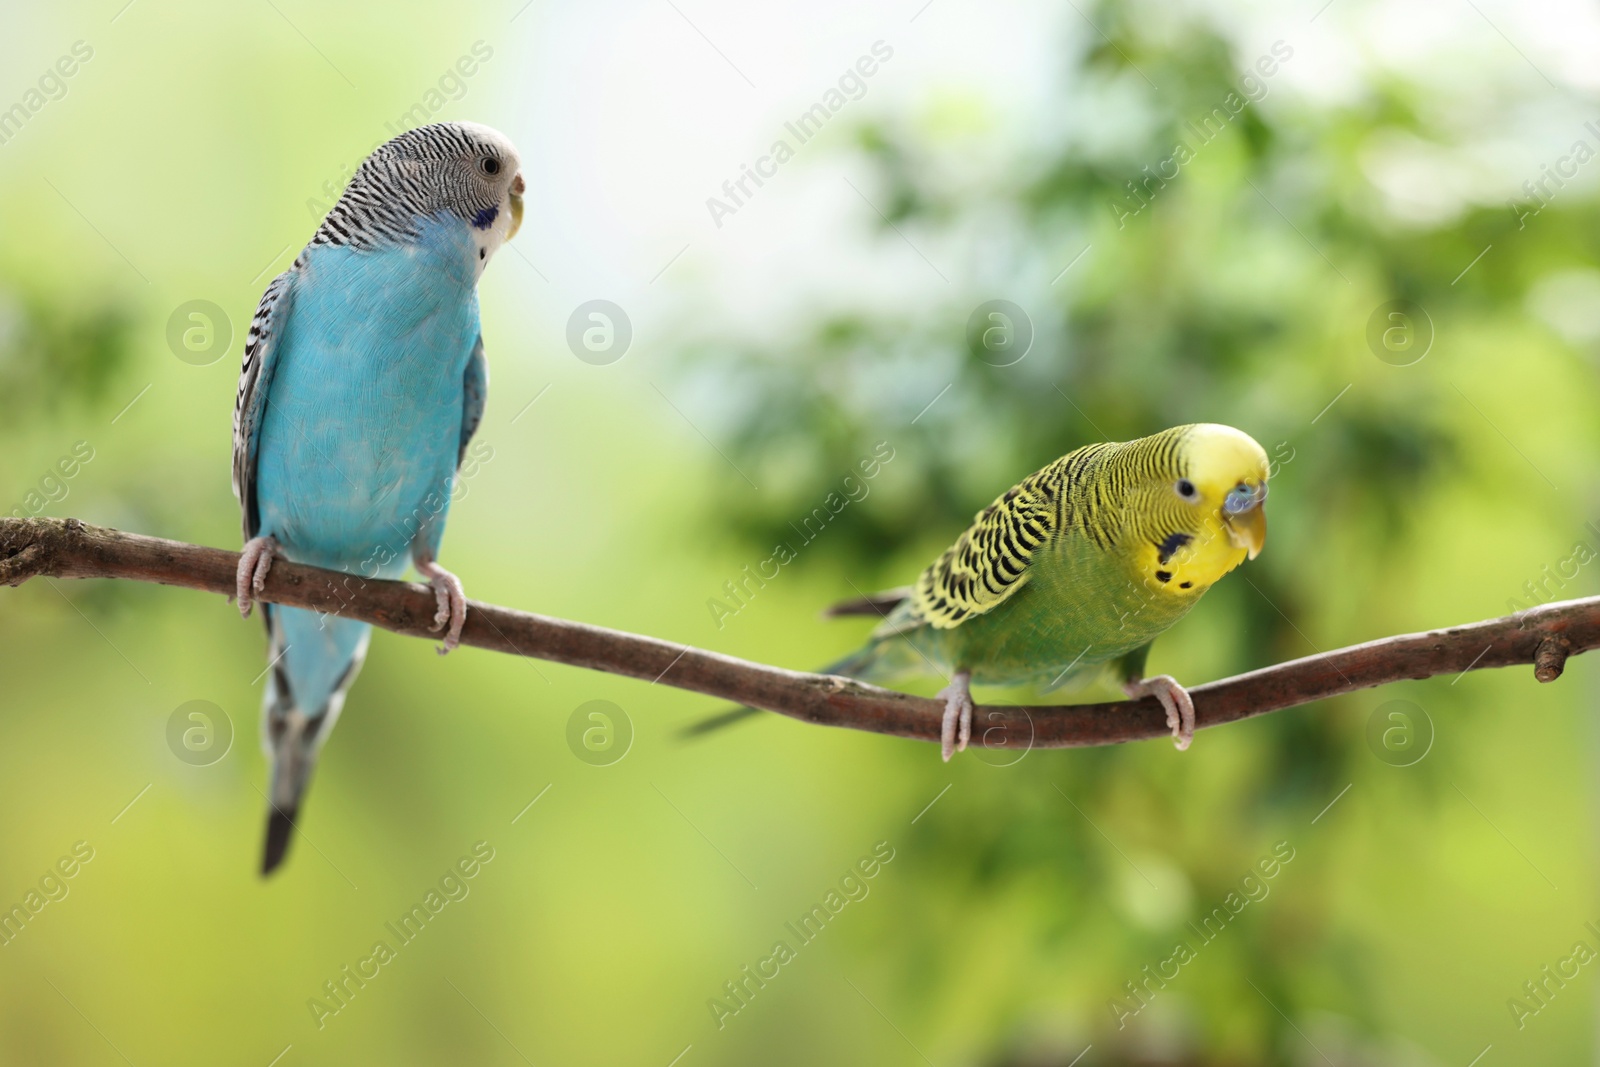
470, 193, 517, 280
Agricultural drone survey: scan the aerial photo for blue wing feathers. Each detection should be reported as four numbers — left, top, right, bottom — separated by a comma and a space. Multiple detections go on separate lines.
233, 267, 298, 540
460, 334, 487, 467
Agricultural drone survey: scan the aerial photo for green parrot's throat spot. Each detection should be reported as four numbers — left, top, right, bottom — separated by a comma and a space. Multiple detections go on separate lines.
1156, 532, 1193, 564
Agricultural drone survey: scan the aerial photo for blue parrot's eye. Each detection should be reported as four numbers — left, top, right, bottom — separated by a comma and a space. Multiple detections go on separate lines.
1175, 478, 1198, 501
1224, 483, 1260, 514
480, 156, 501, 176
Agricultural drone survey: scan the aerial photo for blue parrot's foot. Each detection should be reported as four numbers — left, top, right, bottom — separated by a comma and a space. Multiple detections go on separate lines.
936, 670, 973, 762
415, 556, 467, 654
1123, 674, 1195, 751
236, 536, 278, 619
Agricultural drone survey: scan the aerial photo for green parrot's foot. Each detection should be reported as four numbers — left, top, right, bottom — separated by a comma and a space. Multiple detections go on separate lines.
415, 555, 467, 654
236, 536, 278, 619
1123, 674, 1195, 751
936, 670, 973, 762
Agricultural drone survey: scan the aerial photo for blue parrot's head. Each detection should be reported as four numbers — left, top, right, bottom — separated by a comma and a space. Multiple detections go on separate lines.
320, 121, 525, 270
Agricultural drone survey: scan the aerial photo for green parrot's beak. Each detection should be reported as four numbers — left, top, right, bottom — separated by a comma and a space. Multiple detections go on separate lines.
1225, 505, 1266, 560
507, 173, 525, 241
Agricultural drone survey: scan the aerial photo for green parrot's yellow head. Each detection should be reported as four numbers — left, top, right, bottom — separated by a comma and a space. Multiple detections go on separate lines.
1119, 423, 1269, 596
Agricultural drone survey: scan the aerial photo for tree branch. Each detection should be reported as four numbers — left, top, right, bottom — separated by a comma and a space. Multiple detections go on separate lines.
1, 516, 1589, 750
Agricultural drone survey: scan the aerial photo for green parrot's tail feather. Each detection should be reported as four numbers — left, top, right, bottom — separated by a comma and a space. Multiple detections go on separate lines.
678, 705, 763, 738
679, 647, 879, 741
815, 646, 879, 680
822, 587, 912, 618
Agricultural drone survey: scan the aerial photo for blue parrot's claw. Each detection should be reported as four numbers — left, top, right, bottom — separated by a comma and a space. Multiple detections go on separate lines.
237, 536, 278, 619
936, 670, 974, 762
415, 557, 467, 654
1124, 674, 1195, 751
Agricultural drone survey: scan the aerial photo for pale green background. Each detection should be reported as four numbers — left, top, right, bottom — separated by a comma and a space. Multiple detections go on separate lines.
0, 1, 1597, 1064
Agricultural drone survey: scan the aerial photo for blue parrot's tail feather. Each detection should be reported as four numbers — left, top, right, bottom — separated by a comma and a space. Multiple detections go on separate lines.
679, 644, 881, 741
260, 605, 370, 876
262, 808, 296, 876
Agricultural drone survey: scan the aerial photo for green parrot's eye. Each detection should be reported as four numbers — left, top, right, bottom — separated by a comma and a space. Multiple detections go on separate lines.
1175, 478, 1198, 501
1223, 483, 1260, 514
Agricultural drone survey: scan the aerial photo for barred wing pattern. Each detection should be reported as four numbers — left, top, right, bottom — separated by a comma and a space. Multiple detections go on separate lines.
907, 452, 1080, 630
231, 267, 297, 540
459, 334, 487, 467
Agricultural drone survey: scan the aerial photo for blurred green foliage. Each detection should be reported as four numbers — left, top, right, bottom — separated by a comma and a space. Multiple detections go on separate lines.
0, 284, 131, 418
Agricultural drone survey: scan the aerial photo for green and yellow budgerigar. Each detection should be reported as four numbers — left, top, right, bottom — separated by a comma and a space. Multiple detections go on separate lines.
825, 423, 1269, 760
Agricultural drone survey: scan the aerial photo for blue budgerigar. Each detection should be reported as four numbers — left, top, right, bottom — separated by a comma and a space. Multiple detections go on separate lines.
231, 122, 524, 875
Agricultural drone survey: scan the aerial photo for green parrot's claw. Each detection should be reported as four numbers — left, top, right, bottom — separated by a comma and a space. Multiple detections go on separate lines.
1124, 674, 1195, 751
937, 671, 974, 762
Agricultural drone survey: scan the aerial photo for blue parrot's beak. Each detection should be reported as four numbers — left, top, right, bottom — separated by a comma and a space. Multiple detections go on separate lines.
508, 173, 525, 241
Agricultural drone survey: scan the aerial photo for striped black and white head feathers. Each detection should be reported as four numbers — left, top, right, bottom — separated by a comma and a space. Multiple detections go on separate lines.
312, 121, 524, 267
